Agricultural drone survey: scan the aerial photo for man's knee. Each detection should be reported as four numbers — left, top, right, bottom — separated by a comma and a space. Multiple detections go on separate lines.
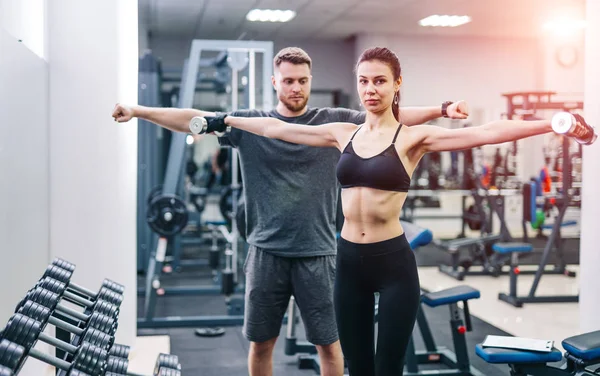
316, 340, 342, 359
250, 337, 278, 358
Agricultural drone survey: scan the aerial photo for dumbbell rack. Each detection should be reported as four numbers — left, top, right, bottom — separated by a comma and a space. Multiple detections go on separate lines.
0, 258, 183, 376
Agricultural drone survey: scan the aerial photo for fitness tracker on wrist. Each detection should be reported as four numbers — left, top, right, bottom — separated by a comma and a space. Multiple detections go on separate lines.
441, 101, 453, 118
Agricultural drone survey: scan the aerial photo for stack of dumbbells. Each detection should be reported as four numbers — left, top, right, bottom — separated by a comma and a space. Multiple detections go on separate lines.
0, 258, 182, 375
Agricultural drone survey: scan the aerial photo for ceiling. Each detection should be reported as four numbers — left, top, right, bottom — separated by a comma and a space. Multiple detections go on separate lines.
139, 0, 586, 42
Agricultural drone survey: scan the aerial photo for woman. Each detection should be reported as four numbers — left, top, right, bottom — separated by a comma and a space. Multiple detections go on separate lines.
202, 47, 559, 375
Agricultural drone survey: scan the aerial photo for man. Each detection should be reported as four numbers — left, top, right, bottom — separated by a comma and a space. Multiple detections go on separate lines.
113, 47, 468, 376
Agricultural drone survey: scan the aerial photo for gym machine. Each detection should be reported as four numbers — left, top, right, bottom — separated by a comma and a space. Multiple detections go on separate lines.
434, 183, 518, 280
137, 39, 274, 329
137, 52, 170, 274
0, 258, 182, 376
495, 126, 584, 306
490, 94, 585, 306
137, 49, 250, 275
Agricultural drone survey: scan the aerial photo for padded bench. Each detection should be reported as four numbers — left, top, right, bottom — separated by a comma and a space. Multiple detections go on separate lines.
406, 285, 484, 376
475, 344, 563, 364
492, 242, 534, 254
422, 285, 480, 307
476, 330, 600, 368
205, 220, 228, 226
401, 220, 434, 250
562, 330, 600, 361
542, 220, 577, 230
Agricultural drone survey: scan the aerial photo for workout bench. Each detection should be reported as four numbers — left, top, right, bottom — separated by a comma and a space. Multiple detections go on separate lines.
493, 180, 578, 308
405, 285, 484, 376
476, 330, 600, 375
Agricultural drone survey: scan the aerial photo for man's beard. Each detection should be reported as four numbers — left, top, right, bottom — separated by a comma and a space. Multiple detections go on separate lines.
280, 94, 309, 113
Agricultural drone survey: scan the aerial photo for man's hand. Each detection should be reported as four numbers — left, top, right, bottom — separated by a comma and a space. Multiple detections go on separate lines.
446, 101, 469, 119
112, 103, 134, 122
205, 114, 229, 134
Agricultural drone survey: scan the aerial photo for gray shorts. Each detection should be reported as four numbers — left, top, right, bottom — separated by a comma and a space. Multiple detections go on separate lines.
242, 245, 337, 345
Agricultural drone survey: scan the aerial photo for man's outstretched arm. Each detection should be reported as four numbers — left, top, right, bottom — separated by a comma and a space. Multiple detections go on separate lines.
112, 104, 216, 133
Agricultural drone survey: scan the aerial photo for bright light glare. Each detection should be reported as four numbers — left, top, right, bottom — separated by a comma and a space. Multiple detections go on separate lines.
543, 18, 586, 36
246, 9, 296, 23
186, 135, 194, 145
419, 15, 472, 27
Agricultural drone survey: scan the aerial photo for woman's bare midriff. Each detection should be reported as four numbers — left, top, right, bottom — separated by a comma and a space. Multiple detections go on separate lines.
339, 187, 408, 243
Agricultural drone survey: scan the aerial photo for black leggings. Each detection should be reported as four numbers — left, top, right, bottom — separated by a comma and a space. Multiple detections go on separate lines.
334, 234, 421, 376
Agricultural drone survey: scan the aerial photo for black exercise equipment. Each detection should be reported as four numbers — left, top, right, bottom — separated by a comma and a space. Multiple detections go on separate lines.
0, 335, 108, 375
405, 285, 484, 376
102, 352, 182, 376
0, 259, 183, 376
495, 134, 580, 307
14, 302, 114, 351
34, 275, 122, 314
138, 39, 276, 330
476, 330, 600, 376
44, 262, 125, 298
137, 52, 171, 274
146, 194, 189, 237
17, 286, 119, 330
2, 313, 112, 365
109, 343, 130, 359
436, 187, 515, 280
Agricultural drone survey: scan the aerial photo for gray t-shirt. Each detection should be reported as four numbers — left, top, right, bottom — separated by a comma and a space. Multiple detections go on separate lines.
219, 107, 365, 257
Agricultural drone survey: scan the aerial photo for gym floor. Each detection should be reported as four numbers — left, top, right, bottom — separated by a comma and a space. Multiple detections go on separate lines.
133, 237, 580, 375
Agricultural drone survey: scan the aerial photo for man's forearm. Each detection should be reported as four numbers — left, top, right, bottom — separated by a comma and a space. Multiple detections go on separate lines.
134, 105, 216, 133
399, 106, 443, 126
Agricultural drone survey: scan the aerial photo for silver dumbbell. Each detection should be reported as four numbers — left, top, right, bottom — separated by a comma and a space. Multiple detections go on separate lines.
551, 112, 597, 145
189, 116, 230, 137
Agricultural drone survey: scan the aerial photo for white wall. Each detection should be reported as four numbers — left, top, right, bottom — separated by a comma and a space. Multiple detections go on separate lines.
0, 0, 47, 59
273, 39, 356, 95
579, 0, 600, 333
46, 0, 138, 346
355, 33, 545, 119
0, 27, 51, 376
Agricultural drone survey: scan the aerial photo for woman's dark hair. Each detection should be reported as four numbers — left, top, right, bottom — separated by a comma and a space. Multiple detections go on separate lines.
356, 47, 402, 121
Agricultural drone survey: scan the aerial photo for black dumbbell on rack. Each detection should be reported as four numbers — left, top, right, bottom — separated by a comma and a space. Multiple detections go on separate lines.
0, 336, 108, 376
45, 260, 125, 300
1, 313, 114, 369
104, 353, 181, 376
33, 277, 122, 319
40, 265, 124, 307
109, 344, 131, 360
16, 288, 118, 335
13, 302, 115, 352
0, 365, 13, 376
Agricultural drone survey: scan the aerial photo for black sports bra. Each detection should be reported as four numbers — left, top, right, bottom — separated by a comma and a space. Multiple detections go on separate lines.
336, 124, 411, 192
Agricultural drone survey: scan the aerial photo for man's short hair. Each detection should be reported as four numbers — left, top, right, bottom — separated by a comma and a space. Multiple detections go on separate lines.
273, 47, 312, 70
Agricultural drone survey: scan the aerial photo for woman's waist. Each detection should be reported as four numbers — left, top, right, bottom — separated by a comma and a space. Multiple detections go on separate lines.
337, 231, 411, 257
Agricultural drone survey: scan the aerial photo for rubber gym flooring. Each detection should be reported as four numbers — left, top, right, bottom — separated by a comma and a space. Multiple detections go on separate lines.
136, 236, 578, 375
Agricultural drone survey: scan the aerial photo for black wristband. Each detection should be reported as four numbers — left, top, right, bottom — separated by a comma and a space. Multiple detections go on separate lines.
206, 113, 228, 133
441, 101, 453, 118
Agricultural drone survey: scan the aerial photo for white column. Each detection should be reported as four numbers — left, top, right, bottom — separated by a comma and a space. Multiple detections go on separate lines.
579, 0, 600, 333
47, 0, 138, 345
0, 0, 47, 58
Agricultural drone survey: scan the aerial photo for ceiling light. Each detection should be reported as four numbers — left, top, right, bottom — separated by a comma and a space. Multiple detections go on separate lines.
246, 9, 296, 23
543, 18, 586, 36
419, 15, 472, 27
